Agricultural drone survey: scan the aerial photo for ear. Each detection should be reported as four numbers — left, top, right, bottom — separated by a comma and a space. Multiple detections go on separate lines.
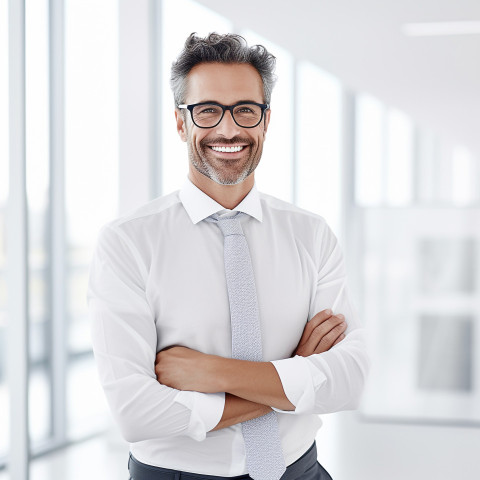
175, 109, 188, 142
263, 108, 271, 137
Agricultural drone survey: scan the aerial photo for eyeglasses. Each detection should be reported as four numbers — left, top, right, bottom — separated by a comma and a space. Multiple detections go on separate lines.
177, 101, 269, 129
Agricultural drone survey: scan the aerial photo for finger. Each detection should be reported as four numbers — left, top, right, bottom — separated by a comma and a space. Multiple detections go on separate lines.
332, 333, 346, 347
297, 309, 333, 347
303, 314, 345, 353
313, 321, 347, 354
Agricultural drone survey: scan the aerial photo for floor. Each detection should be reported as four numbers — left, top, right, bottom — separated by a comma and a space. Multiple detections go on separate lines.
1, 412, 478, 480
0, 415, 340, 480
0, 432, 130, 480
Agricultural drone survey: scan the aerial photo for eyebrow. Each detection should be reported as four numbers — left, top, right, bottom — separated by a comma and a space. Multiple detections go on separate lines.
192, 99, 263, 105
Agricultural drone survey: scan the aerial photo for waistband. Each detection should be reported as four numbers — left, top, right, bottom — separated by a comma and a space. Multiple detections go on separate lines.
129, 442, 317, 480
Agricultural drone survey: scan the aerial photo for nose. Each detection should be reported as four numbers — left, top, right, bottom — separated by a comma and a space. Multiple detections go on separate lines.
215, 109, 242, 138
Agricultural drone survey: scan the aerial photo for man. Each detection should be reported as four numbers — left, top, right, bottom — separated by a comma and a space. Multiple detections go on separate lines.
88, 33, 369, 480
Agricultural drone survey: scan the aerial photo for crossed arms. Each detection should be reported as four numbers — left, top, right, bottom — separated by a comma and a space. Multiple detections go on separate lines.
88, 224, 369, 443
155, 309, 346, 431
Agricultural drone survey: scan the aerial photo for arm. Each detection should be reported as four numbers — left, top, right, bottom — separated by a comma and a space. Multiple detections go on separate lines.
156, 310, 346, 412
211, 394, 272, 431
209, 308, 346, 428
156, 224, 369, 416
270, 223, 370, 415
156, 348, 293, 410
88, 225, 224, 443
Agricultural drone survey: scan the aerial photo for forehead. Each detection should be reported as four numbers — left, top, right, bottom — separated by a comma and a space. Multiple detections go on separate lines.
185, 62, 264, 104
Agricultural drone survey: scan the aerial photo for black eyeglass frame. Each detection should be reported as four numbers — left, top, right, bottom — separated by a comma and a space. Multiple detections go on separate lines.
177, 101, 270, 129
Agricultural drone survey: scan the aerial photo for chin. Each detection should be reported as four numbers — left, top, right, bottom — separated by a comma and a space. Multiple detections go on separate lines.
206, 172, 247, 186
193, 164, 251, 186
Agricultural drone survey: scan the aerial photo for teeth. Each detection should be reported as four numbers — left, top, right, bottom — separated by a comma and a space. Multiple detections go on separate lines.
211, 145, 244, 153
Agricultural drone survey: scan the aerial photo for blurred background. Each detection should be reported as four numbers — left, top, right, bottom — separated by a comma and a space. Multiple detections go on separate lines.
2, 0, 480, 479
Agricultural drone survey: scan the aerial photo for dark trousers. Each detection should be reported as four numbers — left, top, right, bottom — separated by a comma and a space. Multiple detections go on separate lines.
128, 442, 333, 480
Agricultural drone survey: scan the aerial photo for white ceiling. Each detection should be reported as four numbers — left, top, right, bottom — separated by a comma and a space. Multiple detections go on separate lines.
196, 0, 480, 157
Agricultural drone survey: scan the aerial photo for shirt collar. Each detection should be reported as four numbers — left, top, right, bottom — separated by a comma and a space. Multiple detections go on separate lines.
179, 177, 263, 224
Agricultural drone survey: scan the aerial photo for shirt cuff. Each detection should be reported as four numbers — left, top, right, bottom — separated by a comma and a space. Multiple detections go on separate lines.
271, 355, 325, 415
174, 391, 225, 441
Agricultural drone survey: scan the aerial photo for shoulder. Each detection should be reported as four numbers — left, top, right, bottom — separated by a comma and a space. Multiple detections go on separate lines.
259, 192, 328, 229
96, 191, 185, 250
108, 191, 183, 230
258, 192, 339, 256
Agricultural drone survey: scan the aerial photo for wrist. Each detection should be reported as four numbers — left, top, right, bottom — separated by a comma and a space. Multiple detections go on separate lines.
212, 356, 236, 393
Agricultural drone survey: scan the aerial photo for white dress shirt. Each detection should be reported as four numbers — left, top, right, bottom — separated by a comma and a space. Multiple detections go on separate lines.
88, 178, 369, 476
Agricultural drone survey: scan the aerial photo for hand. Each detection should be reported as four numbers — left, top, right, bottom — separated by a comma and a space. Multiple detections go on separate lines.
294, 309, 346, 357
155, 346, 220, 393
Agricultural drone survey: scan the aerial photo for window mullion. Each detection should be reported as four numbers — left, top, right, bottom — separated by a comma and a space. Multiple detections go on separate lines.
7, 0, 30, 478
48, 0, 67, 446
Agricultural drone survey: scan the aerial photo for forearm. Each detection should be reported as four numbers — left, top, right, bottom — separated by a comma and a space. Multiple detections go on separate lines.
156, 347, 295, 410
211, 393, 272, 431
215, 357, 295, 411
272, 329, 369, 415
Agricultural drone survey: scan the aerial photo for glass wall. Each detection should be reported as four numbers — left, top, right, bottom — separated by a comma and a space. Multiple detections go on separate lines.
0, 0, 9, 461
64, 0, 118, 439
354, 92, 480, 424
296, 61, 343, 234
354, 94, 384, 206
2, 0, 119, 471
25, 0, 52, 449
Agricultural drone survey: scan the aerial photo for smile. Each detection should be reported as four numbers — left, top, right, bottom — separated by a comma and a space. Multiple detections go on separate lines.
209, 145, 245, 153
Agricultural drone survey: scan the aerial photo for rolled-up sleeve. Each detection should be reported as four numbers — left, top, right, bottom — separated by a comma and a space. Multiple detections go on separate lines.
271, 223, 370, 415
88, 225, 225, 443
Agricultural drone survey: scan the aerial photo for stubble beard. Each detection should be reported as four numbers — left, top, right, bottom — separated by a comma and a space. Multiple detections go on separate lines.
187, 136, 263, 186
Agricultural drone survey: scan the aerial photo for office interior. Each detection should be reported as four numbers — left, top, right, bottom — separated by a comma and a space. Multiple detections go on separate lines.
1, 0, 480, 479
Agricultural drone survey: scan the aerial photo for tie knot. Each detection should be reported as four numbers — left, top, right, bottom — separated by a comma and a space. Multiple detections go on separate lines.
208, 212, 245, 237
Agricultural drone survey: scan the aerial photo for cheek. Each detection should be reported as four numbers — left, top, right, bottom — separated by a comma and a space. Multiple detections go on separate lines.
253, 133, 265, 150
192, 136, 203, 152
190, 130, 205, 149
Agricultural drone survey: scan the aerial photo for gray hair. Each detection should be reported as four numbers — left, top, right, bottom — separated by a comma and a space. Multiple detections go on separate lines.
170, 32, 277, 106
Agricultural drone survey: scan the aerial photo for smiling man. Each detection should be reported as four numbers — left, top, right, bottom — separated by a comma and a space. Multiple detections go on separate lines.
88, 33, 369, 480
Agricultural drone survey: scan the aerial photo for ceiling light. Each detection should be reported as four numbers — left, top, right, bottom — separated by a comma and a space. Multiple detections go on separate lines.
402, 21, 480, 36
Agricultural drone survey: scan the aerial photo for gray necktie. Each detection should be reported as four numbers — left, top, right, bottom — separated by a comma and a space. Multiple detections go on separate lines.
208, 211, 286, 480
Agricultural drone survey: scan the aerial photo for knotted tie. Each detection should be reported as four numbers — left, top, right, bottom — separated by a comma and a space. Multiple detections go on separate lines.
208, 211, 286, 480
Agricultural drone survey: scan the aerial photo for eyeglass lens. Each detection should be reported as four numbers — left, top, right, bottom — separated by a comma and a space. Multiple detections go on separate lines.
192, 104, 263, 128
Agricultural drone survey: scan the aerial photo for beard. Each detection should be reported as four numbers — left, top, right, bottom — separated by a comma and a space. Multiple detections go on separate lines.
187, 134, 263, 186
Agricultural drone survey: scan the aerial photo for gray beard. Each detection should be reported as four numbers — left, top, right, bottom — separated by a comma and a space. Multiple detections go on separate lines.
188, 149, 253, 185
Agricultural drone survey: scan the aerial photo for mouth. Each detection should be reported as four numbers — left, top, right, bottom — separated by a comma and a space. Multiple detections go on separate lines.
208, 144, 247, 153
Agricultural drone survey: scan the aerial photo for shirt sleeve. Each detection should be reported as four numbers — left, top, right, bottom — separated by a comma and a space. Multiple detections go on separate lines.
270, 222, 370, 415
88, 225, 225, 443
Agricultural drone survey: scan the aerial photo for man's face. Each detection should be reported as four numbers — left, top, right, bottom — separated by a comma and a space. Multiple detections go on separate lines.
176, 62, 270, 186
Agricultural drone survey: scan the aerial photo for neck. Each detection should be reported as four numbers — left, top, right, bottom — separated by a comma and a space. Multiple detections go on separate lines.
188, 168, 255, 210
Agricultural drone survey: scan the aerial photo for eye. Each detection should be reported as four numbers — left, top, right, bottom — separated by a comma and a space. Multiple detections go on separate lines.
199, 107, 218, 114
194, 104, 222, 116
235, 106, 255, 114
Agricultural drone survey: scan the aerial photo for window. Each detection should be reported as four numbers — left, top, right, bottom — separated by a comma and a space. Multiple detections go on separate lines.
296, 61, 342, 234
355, 94, 414, 206
25, 0, 52, 449
65, 0, 118, 439
0, 0, 9, 461
355, 93, 384, 206
2, 1, 120, 469
385, 108, 414, 206
452, 146, 479, 206
354, 92, 480, 424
